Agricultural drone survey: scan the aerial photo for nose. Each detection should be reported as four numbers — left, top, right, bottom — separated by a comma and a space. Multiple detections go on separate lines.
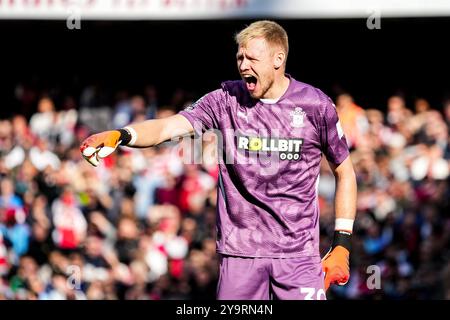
238, 57, 250, 73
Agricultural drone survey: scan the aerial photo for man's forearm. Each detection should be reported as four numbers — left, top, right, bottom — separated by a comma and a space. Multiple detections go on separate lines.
333, 158, 357, 230
123, 119, 166, 147
122, 114, 194, 148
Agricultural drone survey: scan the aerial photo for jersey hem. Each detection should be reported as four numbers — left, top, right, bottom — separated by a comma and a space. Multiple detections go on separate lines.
216, 249, 320, 259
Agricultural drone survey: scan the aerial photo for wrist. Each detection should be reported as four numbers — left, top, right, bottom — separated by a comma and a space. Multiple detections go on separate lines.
335, 218, 354, 233
117, 127, 137, 146
332, 230, 352, 252
332, 218, 353, 252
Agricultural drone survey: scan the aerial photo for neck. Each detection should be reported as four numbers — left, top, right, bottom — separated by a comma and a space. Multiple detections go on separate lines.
261, 74, 290, 100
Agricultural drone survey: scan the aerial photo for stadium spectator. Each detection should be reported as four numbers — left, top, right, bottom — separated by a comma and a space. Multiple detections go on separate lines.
336, 93, 369, 149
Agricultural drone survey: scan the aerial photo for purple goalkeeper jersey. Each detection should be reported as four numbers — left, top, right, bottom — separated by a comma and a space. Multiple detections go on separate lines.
179, 74, 349, 258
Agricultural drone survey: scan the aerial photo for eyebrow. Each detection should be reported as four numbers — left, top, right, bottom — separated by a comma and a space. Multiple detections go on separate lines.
236, 52, 259, 61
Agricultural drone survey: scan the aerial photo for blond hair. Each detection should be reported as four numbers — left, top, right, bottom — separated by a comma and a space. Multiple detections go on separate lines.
235, 20, 289, 58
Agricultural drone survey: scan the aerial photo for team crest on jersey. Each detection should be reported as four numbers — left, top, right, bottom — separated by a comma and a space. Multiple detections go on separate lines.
290, 107, 306, 128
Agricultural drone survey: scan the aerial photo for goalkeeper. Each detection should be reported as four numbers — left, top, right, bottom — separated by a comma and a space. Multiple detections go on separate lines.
81, 20, 357, 300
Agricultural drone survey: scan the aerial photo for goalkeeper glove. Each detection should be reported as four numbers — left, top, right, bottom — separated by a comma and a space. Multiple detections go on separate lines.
80, 128, 134, 167
322, 230, 352, 291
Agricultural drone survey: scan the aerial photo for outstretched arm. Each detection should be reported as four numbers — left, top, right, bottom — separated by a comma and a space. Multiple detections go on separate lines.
80, 114, 194, 166
123, 114, 194, 147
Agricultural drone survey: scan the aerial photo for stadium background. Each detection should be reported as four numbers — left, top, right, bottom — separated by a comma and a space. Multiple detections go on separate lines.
0, 1, 450, 299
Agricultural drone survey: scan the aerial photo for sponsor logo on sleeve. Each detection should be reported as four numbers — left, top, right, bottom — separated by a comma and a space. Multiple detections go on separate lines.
336, 120, 344, 139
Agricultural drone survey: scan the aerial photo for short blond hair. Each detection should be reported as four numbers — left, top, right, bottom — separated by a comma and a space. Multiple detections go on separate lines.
235, 20, 289, 57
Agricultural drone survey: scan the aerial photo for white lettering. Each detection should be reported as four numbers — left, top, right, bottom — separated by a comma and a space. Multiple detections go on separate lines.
238, 136, 249, 149
268, 138, 277, 151
367, 265, 381, 290
292, 140, 303, 152
300, 287, 315, 300
261, 138, 270, 151
278, 139, 288, 152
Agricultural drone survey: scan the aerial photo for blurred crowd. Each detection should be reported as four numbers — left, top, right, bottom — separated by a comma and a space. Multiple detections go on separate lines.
0, 82, 449, 300
322, 94, 450, 299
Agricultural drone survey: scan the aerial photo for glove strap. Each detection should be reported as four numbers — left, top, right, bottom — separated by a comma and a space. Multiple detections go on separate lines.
332, 230, 352, 252
117, 127, 138, 146
117, 128, 132, 146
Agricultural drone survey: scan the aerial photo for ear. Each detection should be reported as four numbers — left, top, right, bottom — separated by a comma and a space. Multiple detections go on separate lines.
274, 51, 285, 69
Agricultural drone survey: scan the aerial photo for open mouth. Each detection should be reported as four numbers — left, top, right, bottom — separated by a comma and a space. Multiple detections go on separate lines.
243, 75, 257, 91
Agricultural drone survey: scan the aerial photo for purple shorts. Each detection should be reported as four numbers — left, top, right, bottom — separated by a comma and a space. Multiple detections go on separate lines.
217, 254, 326, 300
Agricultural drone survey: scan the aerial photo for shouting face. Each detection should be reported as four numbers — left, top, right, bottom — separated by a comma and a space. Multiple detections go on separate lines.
237, 37, 284, 99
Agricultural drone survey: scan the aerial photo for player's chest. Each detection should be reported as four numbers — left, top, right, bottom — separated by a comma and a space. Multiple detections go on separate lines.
228, 103, 319, 144
221, 103, 320, 163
